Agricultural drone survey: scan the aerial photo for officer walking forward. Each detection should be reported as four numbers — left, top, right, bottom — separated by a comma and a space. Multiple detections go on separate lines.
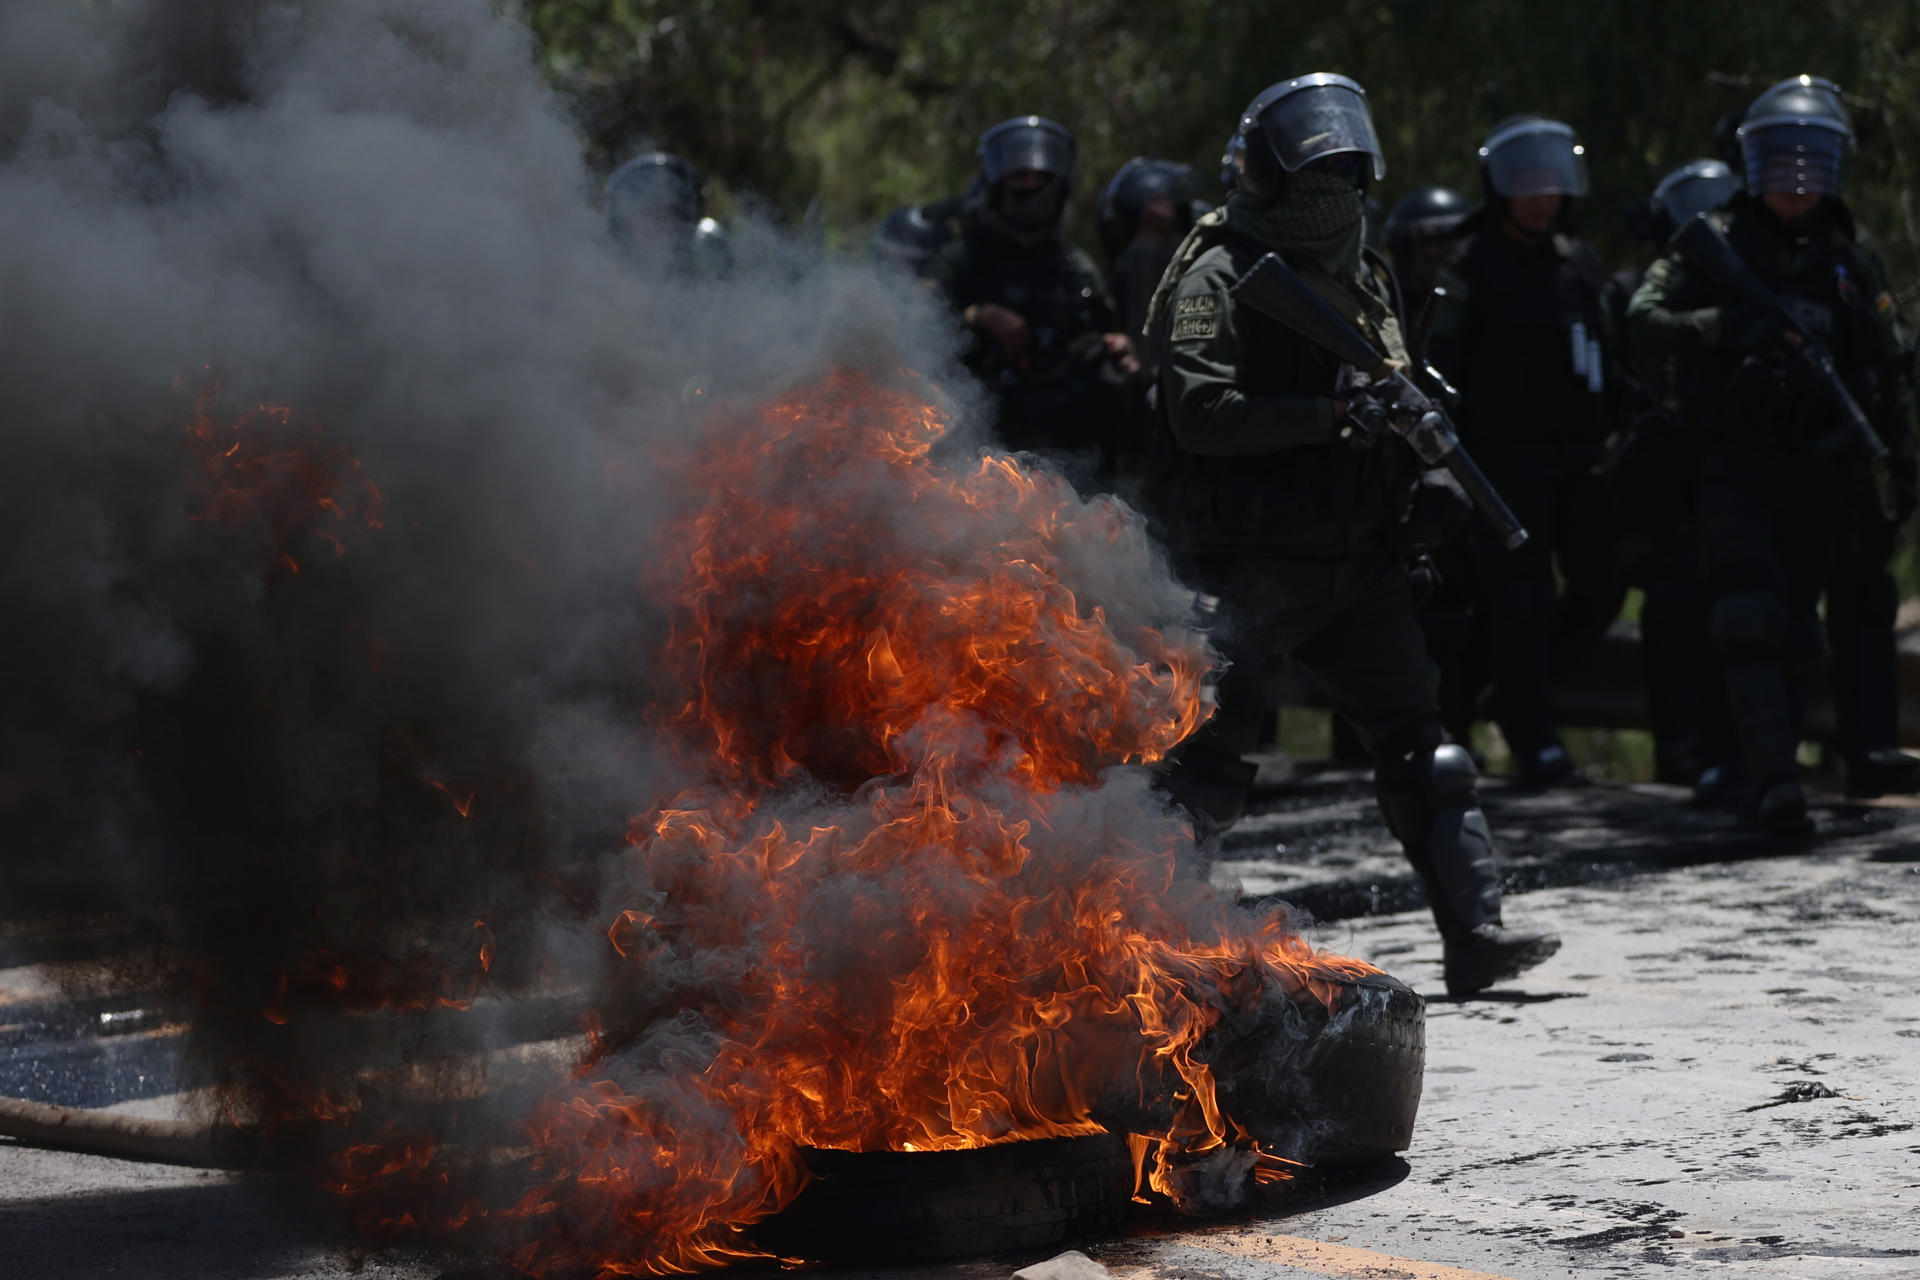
1427, 117, 1626, 787
1630, 76, 1918, 830
922, 117, 1138, 473
1148, 75, 1560, 996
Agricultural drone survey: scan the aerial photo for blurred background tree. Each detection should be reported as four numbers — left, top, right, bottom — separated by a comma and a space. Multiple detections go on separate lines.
521, 0, 1920, 294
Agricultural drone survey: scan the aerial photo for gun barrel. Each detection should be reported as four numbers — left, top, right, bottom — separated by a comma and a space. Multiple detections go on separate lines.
1802, 348, 1890, 463
1440, 441, 1529, 550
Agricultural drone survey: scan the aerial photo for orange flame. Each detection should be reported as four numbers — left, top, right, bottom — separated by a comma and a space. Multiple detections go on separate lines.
248, 367, 1374, 1275
472, 369, 1372, 1274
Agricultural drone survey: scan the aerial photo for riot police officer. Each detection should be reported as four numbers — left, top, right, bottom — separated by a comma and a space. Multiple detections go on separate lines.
1097, 158, 1209, 341
872, 185, 975, 275
1383, 185, 1472, 317
1615, 159, 1742, 789
604, 152, 731, 278
1385, 184, 1478, 755
1630, 76, 1919, 829
1428, 116, 1626, 788
921, 117, 1137, 468
1149, 74, 1559, 997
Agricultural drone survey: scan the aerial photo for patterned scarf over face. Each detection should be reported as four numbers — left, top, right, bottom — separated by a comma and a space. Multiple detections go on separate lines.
1144, 174, 1369, 339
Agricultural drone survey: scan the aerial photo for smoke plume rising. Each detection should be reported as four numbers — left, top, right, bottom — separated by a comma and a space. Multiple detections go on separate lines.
0, 2, 1369, 1273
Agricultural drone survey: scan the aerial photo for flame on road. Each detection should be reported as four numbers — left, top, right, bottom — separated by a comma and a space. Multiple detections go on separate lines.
211, 367, 1373, 1275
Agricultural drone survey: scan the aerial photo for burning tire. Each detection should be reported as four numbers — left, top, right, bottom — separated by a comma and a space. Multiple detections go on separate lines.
1217, 970, 1426, 1168
1287, 971, 1425, 1165
753, 975, 1423, 1264
752, 1133, 1134, 1264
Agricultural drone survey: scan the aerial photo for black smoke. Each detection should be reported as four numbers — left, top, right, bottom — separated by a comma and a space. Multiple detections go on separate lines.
0, 0, 1237, 1271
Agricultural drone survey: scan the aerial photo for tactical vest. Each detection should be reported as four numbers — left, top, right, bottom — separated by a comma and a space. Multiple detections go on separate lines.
1145, 238, 1419, 560
935, 228, 1116, 455
1436, 228, 1613, 462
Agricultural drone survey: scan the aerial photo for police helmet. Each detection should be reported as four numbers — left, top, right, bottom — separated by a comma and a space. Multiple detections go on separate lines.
1737, 74, 1852, 197
1096, 158, 1203, 264
1479, 116, 1589, 199
1649, 159, 1740, 233
1235, 74, 1386, 204
1383, 185, 1471, 245
605, 153, 704, 236
871, 202, 955, 271
1219, 132, 1246, 192
976, 116, 1077, 189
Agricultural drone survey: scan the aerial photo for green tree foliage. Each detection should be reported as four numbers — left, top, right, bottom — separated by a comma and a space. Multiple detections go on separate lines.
523, 1, 1920, 288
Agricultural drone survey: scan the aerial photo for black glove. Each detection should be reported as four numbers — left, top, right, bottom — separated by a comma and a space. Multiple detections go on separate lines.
1336, 387, 1415, 452
1389, 469, 1473, 556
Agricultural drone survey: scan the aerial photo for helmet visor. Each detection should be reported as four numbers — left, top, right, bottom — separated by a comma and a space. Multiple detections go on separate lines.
1740, 118, 1847, 196
1652, 161, 1739, 226
1386, 188, 1470, 241
1252, 79, 1385, 181
979, 118, 1076, 184
1482, 122, 1589, 198
1751, 76, 1850, 131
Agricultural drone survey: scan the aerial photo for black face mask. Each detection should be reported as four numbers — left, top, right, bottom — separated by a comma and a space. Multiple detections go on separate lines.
997, 177, 1066, 234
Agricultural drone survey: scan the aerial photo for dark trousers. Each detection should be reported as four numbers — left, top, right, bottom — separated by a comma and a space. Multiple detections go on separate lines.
1825, 517, 1903, 764
1468, 447, 1625, 760
1697, 446, 1848, 790
1421, 540, 1487, 750
1185, 549, 1442, 765
1633, 529, 1729, 782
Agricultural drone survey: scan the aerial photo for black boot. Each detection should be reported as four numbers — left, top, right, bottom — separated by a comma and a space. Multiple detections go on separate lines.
1422, 807, 1563, 996
1751, 774, 1812, 834
1443, 923, 1564, 997
1720, 657, 1807, 832
1377, 741, 1561, 998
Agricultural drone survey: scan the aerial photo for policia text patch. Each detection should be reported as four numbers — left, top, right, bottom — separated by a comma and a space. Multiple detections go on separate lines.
1170, 293, 1221, 342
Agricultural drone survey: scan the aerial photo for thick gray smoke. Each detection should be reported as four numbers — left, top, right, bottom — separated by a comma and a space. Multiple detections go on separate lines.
0, 0, 953, 1105
0, 1, 1253, 1271
0, 0, 959, 910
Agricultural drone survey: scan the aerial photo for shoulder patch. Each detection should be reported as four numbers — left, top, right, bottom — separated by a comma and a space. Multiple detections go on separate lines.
1876, 291, 1896, 317
1170, 291, 1222, 341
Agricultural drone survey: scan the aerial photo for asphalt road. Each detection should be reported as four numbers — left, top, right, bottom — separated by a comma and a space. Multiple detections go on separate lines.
3, 770, 1917, 1280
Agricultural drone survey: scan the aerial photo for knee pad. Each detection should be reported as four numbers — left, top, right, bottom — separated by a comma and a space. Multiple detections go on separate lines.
1426, 742, 1481, 805
1710, 589, 1789, 663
